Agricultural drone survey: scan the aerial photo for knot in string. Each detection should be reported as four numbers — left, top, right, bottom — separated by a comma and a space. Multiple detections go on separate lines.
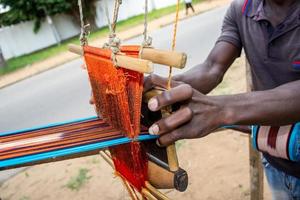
142, 36, 152, 48
103, 0, 122, 67
80, 24, 90, 46
103, 33, 121, 66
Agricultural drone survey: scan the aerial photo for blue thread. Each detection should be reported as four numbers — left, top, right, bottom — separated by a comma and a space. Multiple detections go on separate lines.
0, 134, 158, 168
251, 125, 259, 150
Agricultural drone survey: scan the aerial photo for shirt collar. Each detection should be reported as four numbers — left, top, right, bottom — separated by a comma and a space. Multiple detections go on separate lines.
246, 0, 300, 24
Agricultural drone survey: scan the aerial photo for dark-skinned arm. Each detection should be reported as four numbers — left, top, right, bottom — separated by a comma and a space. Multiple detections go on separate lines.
144, 41, 249, 139
146, 75, 300, 146
173, 41, 240, 94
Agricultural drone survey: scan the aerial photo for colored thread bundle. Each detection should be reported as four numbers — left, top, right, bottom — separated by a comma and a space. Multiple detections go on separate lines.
84, 45, 148, 192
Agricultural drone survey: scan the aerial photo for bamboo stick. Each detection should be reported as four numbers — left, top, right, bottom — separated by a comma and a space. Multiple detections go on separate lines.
99, 150, 114, 168
141, 188, 158, 200
142, 47, 186, 68
161, 109, 179, 172
99, 151, 140, 200
116, 54, 153, 74
119, 173, 140, 200
68, 44, 153, 74
144, 89, 180, 172
68, 44, 186, 69
145, 181, 170, 200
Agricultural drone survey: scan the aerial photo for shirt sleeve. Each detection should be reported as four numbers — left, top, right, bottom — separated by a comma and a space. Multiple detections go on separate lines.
216, 1, 243, 51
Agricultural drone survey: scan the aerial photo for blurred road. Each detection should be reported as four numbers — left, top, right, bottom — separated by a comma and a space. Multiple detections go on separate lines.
0, 6, 227, 183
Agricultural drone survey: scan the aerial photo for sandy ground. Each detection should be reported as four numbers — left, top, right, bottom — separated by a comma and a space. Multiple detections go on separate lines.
0, 56, 272, 200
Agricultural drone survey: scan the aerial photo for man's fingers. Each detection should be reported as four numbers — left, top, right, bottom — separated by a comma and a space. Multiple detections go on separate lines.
157, 128, 186, 147
148, 84, 193, 111
149, 107, 193, 135
143, 74, 182, 92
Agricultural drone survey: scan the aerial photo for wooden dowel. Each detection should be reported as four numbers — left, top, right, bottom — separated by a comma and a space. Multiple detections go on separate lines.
68, 44, 83, 56
144, 89, 180, 172
68, 44, 186, 69
166, 144, 179, 172
141, 188, 158, 200
145, 181, 170, 200
147, 160, 174, 189
116, 54, 153, 74
161, 110, 179, 172
142, 47, 186, 69
68, 44, 153, 74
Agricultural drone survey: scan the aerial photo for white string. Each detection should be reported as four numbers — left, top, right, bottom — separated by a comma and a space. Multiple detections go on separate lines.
103, 0, 122, 66
78, 0, 90, 46
139, 0, 152, 58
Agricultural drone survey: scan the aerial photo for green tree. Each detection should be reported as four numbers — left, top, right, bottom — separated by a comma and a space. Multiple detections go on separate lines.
0, 0, 96, 33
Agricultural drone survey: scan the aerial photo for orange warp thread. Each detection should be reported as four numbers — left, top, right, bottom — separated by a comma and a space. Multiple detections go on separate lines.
84, 45, 148, 192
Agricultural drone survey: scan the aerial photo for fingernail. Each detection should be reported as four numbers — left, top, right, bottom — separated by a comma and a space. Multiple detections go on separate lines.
149, 124, 159, 135
148, 98, 158, 111
156, 139, 162, 147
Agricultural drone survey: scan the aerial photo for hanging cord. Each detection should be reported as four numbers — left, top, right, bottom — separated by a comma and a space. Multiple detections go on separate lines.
103, 0, 122, 66
112, 0, 122, 32
78, 0, 90, 46
167, 0, 180, 89
139, 0, 152, 57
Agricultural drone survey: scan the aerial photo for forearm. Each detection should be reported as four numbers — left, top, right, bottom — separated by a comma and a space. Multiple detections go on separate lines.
174, 61, 225, 94
220, 80, 300, 126
174, 42, 240, 94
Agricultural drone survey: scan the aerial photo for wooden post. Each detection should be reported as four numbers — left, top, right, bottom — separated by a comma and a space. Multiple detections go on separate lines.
246, 60, 264, 200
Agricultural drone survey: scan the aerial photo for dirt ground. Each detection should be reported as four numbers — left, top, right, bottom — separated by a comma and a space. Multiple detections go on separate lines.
0, 56, 272, 200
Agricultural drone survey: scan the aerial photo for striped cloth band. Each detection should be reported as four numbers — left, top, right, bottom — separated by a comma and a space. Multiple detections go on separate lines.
252, 123, 300, 162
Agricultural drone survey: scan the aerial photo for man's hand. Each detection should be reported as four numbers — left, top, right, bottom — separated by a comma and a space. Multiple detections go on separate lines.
145, 74, 228, 146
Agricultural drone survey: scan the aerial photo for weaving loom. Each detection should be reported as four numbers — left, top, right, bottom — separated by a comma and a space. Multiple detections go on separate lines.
0, 0, 189, 199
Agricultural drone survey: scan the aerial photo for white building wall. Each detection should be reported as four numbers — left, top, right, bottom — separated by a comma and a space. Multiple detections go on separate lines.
52, 14, 80, 40
0, 14, 80, 59
0, 20, 57, 59
0, 0, 176, 60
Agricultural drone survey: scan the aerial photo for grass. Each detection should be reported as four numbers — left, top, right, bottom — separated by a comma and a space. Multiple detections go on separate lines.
65, 168, 91, 191
0, 0, 204, 76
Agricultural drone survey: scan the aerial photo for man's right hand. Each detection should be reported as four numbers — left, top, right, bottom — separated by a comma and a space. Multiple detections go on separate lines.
144, 74, 231, 146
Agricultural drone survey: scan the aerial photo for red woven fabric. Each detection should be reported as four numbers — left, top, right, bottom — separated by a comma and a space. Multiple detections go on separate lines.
84, 45, 148, 192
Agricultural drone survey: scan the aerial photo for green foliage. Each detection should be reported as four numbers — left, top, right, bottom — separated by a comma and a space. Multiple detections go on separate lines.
0, 0, 96, 33
65, 168, 91, 191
